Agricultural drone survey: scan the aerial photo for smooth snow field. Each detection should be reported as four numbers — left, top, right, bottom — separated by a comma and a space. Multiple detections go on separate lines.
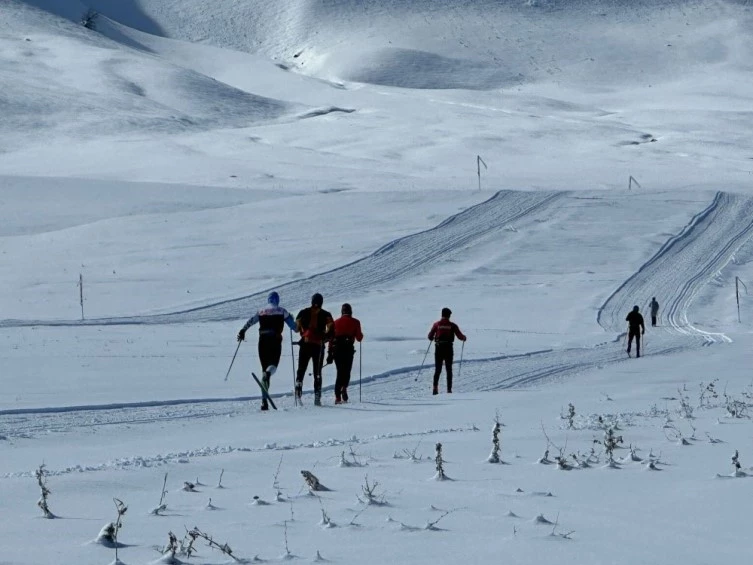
2, 1, 753, 564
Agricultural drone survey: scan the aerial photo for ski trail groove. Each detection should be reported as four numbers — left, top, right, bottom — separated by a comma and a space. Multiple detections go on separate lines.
3, 191, 753, 439
0, 190, 564, 327
366, 191, 753, 398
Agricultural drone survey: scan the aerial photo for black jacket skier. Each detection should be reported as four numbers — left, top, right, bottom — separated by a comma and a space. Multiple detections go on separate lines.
649, 297, 659, 327
295, 293, 334, 406
625, 305, 645, 358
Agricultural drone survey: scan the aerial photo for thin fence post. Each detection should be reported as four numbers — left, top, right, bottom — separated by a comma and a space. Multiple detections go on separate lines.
78, 273, 84, 320
736, 276, 748, 323
359, 341, 362, 403
477, 155, 487, 190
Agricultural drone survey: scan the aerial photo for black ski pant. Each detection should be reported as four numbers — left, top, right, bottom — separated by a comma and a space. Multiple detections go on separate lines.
433, 342, 454, 391
334, 347, 355, 400
258, 335, 282, 386
297, 341, 324, 394
627, 329, 642, 356
651, 315, 657, 327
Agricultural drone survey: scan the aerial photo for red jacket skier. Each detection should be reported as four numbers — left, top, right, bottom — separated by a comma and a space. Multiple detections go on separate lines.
328, 303, 364, 404
428, 308, 466, 395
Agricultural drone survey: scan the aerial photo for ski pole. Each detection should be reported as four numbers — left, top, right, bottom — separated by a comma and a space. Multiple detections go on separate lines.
458, 340, 465, 380
359, 341, 362, 403
224, 340, 242, 382
290, 328, 299, 406
414, 341, 432, 382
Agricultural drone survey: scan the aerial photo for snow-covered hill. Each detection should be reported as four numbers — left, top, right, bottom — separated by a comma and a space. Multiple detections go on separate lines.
4, 0, 753, 189
3, 2, 753, 564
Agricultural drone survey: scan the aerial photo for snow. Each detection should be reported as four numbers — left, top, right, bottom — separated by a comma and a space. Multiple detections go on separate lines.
2, 0, 753, 563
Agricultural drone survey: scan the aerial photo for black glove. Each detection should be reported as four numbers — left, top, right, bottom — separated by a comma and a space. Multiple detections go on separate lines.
237, 328, 246, 342
326, 350, 334, 365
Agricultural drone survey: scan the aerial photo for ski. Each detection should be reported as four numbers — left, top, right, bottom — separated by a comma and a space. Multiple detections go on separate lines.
252, 372, 278, 410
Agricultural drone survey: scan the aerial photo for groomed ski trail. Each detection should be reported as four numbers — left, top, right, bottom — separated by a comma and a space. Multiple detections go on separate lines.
371, 191, 753, 398
0, 190, 564, 327
597, 191, 753, 342
4, 191, 753, 438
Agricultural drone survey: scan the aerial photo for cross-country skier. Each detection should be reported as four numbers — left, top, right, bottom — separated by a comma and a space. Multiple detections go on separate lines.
295, 293, 334, 406
327, 303, 363, 404
625, 305, 645, 358
237, 291, 297, 410
428, 307, 466, 395
649, 297, 660, 327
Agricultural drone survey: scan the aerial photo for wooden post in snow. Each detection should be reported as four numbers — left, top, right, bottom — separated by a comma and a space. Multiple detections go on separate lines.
736, 276, 747, 323
79, 273, 84, 321
477, 155, 487, 190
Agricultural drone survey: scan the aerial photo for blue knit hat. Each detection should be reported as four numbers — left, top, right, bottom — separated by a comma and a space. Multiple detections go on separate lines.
268, 291, 280, 306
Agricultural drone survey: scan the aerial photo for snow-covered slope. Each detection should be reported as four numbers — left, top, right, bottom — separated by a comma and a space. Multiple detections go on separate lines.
1, 2, 300, 153
4, 0, 753, 190
24, 0, 753, 89
4, 3, 753, 565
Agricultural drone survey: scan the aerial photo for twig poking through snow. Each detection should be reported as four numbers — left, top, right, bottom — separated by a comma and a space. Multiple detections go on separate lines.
35, 464, 55, 519
151, 472, 169, 515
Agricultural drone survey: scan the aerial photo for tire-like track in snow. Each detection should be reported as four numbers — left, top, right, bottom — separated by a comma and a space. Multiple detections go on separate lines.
4, 191, 753, 440
0, 190, 564, 327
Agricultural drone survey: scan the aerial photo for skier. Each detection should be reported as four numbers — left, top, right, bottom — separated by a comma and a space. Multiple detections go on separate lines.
649, 297, 659, 327
237, 291, 297, 410
327, 303, 363, 404
625, 305, 645, 358
295, 293, 334, 406
427, 307, 466, 395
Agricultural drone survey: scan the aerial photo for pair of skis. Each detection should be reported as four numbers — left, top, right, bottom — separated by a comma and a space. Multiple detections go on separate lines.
224, 341, 278, 410
252, 372, 278, 410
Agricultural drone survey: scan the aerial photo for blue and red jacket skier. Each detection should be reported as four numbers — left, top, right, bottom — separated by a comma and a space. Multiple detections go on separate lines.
237, 291, 296, 410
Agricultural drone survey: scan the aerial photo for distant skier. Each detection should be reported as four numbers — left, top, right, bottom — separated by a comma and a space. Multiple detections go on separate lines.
237, 291, 297, 410
295, 293, 334, 406
428, 308, 467, 395
649, 297, 659, 327
327, 303, 364, 404
625, 305, 645, 358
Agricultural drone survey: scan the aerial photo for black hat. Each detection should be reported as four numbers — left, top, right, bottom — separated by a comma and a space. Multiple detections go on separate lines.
311, 293, 324, 307
341, 303, 352, 315
441, 307, 452, 318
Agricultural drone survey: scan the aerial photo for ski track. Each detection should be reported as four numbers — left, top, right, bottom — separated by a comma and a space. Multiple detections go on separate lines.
4, 191, 753, 464
377, 191, 753, 399
0, 190, 564, 326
